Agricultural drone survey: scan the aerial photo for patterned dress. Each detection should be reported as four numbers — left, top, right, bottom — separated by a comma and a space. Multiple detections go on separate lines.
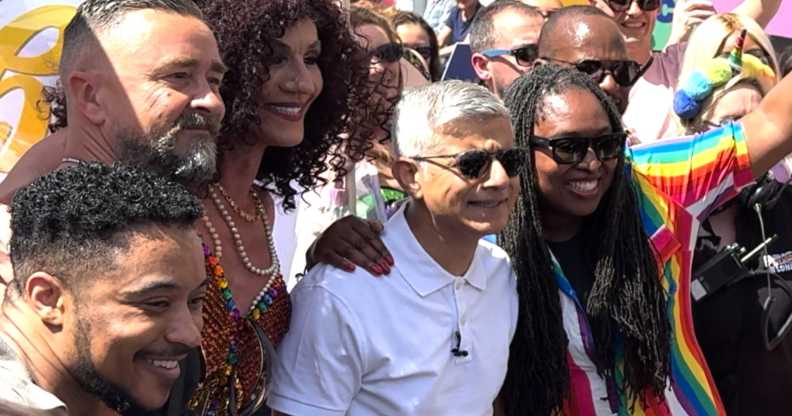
189, 249, 291, 416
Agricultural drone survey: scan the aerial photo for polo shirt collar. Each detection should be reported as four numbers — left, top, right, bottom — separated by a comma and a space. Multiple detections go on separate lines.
384, 203, 488, 297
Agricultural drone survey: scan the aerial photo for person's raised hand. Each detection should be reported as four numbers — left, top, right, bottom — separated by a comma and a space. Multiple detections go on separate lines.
667, 0, 718, 46
308, 216, 394, 276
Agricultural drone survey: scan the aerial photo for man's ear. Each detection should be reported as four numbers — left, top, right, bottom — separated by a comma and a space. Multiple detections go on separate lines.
65, 70, 106, 125
471, 53, 492, 82
24, 272, 68, 327
393, 158, 422, 199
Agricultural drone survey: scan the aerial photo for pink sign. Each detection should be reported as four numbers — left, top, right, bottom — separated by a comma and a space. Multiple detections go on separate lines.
714, 0, 792, 38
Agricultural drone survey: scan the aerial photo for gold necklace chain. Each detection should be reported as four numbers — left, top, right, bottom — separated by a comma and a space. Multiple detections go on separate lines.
202, 184, 280, 278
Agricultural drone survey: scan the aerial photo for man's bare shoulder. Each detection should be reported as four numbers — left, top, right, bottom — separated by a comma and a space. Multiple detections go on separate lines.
0, 130, 67, 204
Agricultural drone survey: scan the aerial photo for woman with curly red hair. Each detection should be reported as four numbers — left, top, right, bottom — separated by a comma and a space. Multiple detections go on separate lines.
188, 1, 372, 414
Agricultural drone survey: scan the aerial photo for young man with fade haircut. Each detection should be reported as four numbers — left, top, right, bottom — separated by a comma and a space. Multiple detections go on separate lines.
0, 0, 226, 289
588, 0, 780, 141
536, 5, 638, 114
0, 162, 206, 415
268, 81, 521, 415
470, 0, 544, 98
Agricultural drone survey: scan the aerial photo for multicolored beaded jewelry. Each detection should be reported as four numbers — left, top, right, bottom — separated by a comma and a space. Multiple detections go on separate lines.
204, 244, 282, 379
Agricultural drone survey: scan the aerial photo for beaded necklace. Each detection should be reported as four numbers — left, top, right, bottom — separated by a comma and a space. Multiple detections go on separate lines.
192, 184, 284, 415
203, 184, 280, 279
205, 244, 281, 379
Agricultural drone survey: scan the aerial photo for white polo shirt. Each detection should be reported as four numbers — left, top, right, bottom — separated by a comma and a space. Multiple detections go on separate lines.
268, 204, 518, 416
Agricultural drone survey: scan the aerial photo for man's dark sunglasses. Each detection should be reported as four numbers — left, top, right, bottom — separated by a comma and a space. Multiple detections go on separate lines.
607, 0, 660, 12
544, 57, 652, 87
405, 44, 434, 61
481, 44, 539, 67
411, 148, 527, 179
531, 133, 626, 165
370, 42, 404, 63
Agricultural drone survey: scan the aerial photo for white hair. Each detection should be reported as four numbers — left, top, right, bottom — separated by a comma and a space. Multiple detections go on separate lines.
391, 80, 510, 158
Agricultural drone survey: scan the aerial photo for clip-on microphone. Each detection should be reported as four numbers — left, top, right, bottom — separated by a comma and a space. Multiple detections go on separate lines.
451, 331, 469, 357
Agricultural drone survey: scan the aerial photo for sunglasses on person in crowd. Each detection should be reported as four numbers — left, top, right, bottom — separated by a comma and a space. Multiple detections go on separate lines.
543, 57, 653, 87
531, 133, 627, 165
404, 44, 434, 61
369, 43, 404, 63
606, 0, 660, 12
411, 148, 527, 179
481, 44, 539, 67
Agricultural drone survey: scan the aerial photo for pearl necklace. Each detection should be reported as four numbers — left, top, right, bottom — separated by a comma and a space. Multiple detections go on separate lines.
216, 183, 258, 223
203, 184, 281, 278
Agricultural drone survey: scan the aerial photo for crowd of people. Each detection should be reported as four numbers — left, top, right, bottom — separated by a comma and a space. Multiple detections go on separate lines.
1, 0, 792, 415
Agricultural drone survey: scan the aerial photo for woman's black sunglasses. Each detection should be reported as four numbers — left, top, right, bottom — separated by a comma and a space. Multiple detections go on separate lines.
369, 43, 404, 63
411, 148, 527, 180
481, 44, 539, 67
544, 57, 653, 87
404, 44, 434, 61
607, 0, 660, 12
531, 133, 626, 165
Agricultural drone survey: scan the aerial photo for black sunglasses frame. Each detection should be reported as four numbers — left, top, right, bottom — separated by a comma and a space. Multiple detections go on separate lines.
411, 148, 527, 179
482, 44, 539, 67
370, 42, 404, 64
544, 57, 653, 87
606, 0, 661, 12
404, 44, 434, 61
531, 133, 627, 165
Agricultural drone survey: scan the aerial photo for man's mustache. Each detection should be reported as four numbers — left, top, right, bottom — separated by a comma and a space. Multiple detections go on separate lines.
174, 112, 221, 137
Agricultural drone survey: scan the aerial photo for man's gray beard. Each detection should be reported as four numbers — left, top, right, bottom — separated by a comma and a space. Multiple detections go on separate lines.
117, 113, 218, 190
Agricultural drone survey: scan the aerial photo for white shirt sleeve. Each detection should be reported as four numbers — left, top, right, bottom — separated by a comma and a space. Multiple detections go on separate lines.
268, 275, 367, 416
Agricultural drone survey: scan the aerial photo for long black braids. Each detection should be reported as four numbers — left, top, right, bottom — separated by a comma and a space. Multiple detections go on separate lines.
499, 63, 671, 415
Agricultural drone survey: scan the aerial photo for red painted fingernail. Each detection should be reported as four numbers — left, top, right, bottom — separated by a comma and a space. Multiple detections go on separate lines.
386, 255, 395, 266
379, 261, 391, 275
371, 263, 383, 275
344, 261, 356, 272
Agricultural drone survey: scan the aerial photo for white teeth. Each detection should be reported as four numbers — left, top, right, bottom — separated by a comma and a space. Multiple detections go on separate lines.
148, 359, 178, 369
570, 180, 597, 193
271, 105, 301, 115
470, 200, 501, 208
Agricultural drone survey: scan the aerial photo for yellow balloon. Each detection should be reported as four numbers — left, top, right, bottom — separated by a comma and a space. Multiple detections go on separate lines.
0, 5, 77, 172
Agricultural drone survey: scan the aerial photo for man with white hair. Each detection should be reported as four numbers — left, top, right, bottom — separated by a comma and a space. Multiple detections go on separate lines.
269, 81, 520, 416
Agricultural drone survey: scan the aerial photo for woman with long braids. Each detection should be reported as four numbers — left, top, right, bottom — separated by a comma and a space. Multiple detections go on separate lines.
188, 1, 373, 414
499, 62, 792, 415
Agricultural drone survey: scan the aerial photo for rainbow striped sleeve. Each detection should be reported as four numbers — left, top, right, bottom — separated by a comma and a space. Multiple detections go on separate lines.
628, 122, 753, 218
623, 123, 753, 416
